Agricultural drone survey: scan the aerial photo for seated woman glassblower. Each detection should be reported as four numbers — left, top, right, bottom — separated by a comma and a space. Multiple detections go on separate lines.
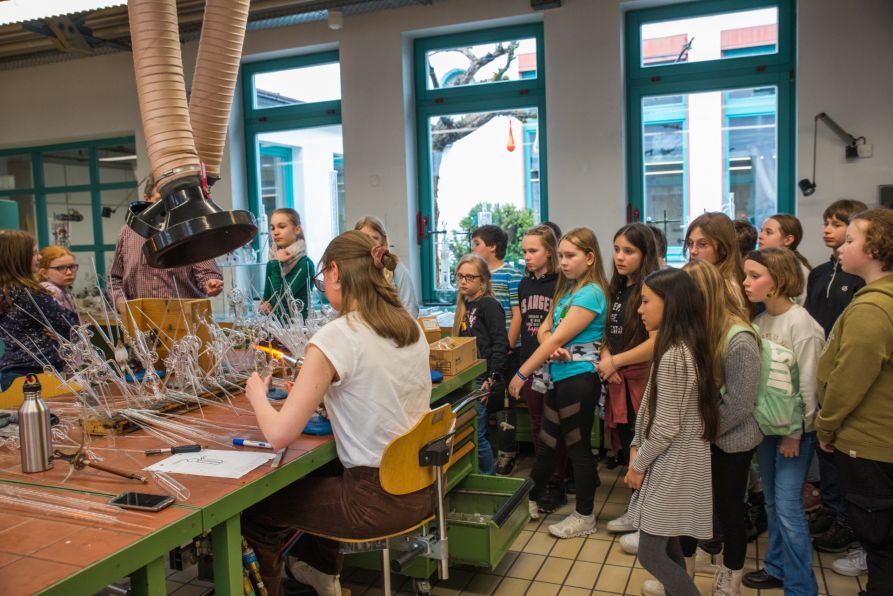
242, 230, 434, 596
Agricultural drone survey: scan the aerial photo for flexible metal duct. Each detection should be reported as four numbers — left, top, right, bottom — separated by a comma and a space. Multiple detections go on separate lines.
128, 0, 199, 192
189, 0, 250, 181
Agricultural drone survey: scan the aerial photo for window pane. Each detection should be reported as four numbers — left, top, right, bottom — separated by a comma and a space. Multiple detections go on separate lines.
426, 37, 537, 90
428, 108, 540, 300
641, 87, 777, 260
43, 148, 91, 187
100, 188, 140, 246
0, 154, 33, 190
255, 125, 344, 265
0, 194, 34, 233
46, 191, 94, 246
98, 143, 138, 184
641, 7, 777, 67
253, 62, 341, 109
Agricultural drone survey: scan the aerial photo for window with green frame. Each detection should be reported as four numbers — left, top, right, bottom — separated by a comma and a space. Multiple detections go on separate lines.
0, 137, 139, 292
626, 0, 795, 262
242, 51, 344, 272
414, 23, 548, 304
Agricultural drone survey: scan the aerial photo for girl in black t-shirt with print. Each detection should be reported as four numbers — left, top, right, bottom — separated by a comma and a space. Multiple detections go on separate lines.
597, 223, 660, 534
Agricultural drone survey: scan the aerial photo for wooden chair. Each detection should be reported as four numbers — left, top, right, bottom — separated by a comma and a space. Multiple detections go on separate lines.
0, 372, 80, 408
297, 402, 459, 595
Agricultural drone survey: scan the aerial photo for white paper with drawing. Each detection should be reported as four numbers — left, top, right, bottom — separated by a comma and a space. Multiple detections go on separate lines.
145, 450, 276, 478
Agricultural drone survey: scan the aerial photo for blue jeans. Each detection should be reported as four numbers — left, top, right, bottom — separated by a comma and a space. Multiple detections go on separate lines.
476, 402, 495, 475
756, 432, 819, 596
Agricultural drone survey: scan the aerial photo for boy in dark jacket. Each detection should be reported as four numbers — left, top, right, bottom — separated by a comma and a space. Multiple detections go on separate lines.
805, 199, 867, 557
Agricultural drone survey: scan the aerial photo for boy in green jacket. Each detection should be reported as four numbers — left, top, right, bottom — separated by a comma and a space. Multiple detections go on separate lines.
817, 208, 893, 596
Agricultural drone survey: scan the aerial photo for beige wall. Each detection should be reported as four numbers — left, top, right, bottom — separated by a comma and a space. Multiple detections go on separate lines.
0, 0, 890, 288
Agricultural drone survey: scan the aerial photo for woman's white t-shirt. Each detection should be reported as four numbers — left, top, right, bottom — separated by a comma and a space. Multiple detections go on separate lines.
309, 312, 432, 468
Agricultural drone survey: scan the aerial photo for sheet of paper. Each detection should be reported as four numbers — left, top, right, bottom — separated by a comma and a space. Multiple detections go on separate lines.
145, 449, 276, 479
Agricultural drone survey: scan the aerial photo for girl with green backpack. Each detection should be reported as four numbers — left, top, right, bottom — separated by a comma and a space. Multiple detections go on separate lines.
684, 260, 762, 596
741, 248, 825, 595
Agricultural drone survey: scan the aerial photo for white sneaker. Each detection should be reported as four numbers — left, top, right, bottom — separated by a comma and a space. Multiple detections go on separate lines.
528, 499, 540, 520
548, 511, 597, 538
290, 560, 342, 596
641, 579, 665, 596
607, 511, 636, 533
695, 547, 720, 573
619, 530, 640, 554
832, 548, 868, 576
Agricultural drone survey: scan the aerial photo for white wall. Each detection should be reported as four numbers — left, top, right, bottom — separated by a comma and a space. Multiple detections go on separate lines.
0, 0, 890, 286
796, 0, 893, 263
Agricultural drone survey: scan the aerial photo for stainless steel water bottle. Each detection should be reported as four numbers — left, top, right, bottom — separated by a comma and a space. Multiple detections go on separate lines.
19, 375, 54, 473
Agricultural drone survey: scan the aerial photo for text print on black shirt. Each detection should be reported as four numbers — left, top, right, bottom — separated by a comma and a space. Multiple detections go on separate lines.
521, 294, 551, 338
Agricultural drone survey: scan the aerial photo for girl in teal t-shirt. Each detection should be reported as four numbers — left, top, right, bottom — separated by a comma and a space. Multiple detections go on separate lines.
508, 227, 610, 540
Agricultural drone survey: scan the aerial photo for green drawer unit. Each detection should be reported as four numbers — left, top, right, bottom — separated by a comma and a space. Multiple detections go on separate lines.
446, 474, 533, 569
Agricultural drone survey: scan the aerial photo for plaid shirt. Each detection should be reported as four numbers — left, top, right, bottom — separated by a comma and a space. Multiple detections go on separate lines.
108, 226, 222, 305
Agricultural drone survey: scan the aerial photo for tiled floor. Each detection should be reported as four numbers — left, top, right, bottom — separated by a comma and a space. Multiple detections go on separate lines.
340, 454, 865, 596
97, 452, 866, 595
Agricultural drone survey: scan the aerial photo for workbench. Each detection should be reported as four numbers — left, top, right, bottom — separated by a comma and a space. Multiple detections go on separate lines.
0, 359, 499, 595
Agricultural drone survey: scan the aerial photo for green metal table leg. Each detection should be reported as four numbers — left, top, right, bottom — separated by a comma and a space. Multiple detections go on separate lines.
212, 515, 243, 595
130, 556, 166, 596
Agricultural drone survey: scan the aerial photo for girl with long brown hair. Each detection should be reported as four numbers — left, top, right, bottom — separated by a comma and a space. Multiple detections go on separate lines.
508, 227, 610, 539
685, 212, 746, 308
0, 231, 78, 390
683, 260, 762, 595
599, 223, 660, 485
624, 268, 718, 596
242, 230, 432, 595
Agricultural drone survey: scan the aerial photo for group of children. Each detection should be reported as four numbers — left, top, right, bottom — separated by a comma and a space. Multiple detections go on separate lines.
450, 200, 893, 596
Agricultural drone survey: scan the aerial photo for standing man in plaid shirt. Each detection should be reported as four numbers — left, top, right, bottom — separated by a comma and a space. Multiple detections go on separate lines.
109, 176, 224, 311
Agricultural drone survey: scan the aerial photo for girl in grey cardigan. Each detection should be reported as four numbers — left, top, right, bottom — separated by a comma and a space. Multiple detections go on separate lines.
685, 260, 763, 596
625, 268, 719, 596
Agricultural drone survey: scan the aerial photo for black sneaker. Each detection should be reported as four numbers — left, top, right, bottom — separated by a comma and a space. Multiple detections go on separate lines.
814, 519, 859, 553
604, 455, 620, 470
742, 569, 784, 590
494, 451, 516, 476
809, 508, 834, 536
537, 481, 567, 513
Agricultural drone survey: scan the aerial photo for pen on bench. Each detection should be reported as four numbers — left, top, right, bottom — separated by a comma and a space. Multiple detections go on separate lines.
232, 438, 273, 449
271, 447, 287, 469
145, 444, 205, 456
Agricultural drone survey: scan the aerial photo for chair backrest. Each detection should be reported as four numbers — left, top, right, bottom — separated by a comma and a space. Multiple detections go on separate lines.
379, 403, 456, 496
0, 372, 80, 408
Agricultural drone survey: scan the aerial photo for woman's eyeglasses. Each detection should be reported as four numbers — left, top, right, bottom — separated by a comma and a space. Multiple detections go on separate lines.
456, 273, 481, 283
313, 268, 327, 292
47, 264, 79, 273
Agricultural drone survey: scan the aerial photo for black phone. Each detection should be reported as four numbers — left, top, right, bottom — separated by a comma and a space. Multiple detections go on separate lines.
108, 492, 175, 512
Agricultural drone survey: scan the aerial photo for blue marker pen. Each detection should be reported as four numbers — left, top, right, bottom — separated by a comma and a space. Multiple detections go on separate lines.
232, 438, 273, 449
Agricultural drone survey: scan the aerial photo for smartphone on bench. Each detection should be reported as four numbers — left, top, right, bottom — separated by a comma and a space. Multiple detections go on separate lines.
108, 492, 175, 512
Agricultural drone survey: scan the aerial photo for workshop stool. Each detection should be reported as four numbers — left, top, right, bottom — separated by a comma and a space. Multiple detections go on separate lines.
294, 402, 458, 595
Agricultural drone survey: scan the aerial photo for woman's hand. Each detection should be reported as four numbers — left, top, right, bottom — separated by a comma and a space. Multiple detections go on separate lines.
245, 372, 271, 406
624, 467, 645, 490
550, 347, 571, 362
259, 301, 273, 315
819, 440, 835, 453
779, 436, 800, 458
597, 352, 617, 379
508, 374, 524, 399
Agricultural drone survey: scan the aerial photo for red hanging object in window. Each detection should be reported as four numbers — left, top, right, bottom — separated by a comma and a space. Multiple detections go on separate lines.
506, 119, 516, 152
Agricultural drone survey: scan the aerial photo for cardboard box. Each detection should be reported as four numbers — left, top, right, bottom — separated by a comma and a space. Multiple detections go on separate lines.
418, 316, 442, 344
429, 336, 478, 376
121, 298, 213, 374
